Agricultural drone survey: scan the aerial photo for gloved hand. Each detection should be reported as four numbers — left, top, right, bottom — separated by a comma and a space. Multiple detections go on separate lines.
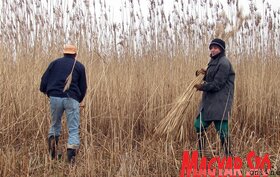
195, 68, 207, 76
194, 84, 203, 91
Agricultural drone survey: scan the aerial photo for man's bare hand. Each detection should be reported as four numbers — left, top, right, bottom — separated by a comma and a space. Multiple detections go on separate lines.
195, 68, 207, 76
194, 84, 203, 91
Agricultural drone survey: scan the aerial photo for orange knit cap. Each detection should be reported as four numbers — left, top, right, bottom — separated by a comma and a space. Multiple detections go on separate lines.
63, 44, 77, 54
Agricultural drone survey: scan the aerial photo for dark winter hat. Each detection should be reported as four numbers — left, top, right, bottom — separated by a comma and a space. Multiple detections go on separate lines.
209, 38, 225, 51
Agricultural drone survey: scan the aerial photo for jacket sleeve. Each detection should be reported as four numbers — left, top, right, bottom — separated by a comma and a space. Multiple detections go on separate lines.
78, 66, 87, 102
40, 62, 54, 94
201, 61, 230, 92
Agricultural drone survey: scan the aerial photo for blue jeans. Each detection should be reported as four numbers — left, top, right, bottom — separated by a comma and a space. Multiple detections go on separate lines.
48, 96, 80, 148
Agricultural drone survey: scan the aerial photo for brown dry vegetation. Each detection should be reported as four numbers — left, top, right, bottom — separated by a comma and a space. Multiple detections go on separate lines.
0, 0, 280, 176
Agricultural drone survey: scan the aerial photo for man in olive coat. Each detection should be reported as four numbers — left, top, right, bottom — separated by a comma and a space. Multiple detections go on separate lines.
194, 38, 235, 156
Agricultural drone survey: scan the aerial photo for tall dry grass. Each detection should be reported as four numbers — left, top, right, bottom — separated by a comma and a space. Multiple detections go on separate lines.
0, 0, 280, 176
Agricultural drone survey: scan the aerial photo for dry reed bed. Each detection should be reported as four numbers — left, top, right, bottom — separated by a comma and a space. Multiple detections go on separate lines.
1, 0, 280, 58
0, 52, 280, 176
0, 0, 280, 176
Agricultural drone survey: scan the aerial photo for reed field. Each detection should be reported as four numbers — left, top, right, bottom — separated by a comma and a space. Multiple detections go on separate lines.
0, 0, 280, 176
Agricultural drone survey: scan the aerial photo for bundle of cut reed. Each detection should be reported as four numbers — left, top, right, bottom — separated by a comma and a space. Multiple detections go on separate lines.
155, 74, 204, 141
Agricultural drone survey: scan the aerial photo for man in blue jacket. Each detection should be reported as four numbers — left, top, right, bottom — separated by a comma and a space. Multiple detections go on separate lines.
40, 44, 87, 163
194, 38, 235, 157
